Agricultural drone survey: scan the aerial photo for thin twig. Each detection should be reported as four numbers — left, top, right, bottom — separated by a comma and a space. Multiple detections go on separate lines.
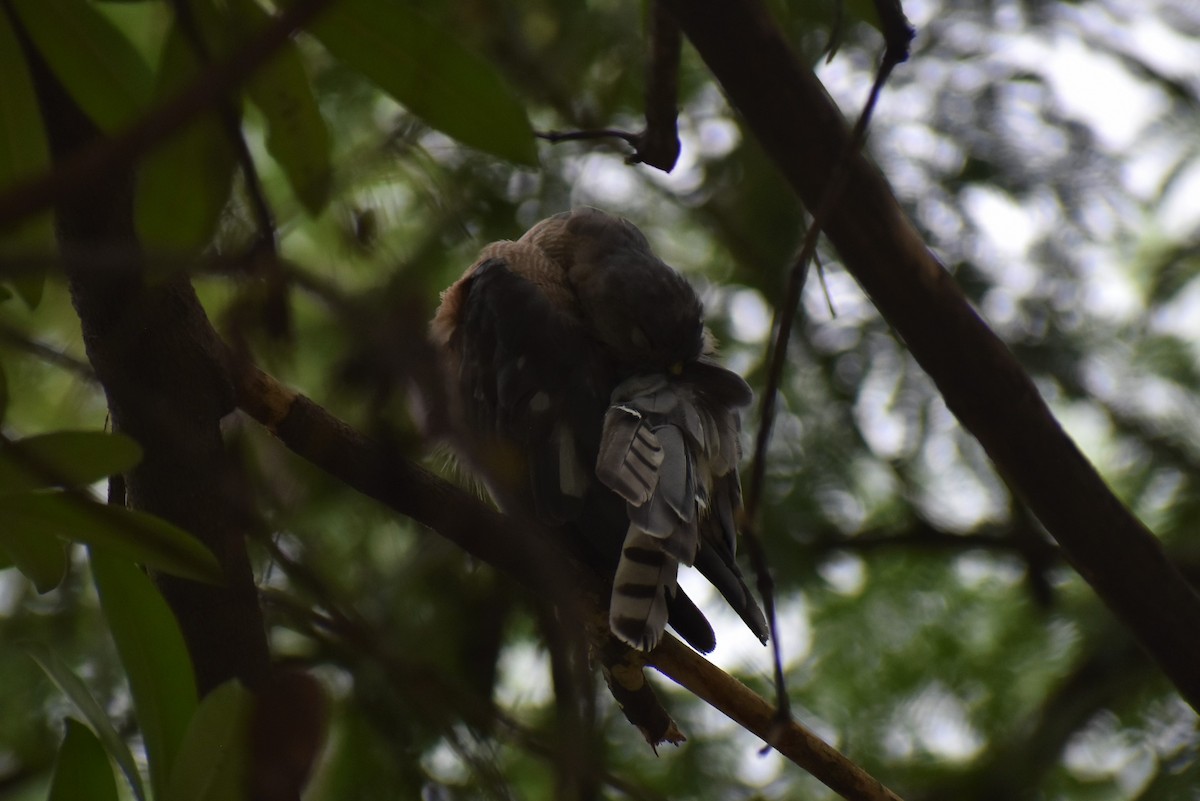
535, 0, 682, 172
740, 20, 913, 741
0, 321, 95, 381
536, 128, 641, 147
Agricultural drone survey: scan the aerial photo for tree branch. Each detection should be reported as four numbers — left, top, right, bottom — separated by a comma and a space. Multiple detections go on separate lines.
16, 11, 272, 694
663, 0, 1200, 713
232, 364, 905, 801
648, 636, 904, 801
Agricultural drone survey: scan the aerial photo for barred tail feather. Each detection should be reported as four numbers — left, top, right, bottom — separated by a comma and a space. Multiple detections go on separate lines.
609, 527, 679, 651
600, 370, 767, 651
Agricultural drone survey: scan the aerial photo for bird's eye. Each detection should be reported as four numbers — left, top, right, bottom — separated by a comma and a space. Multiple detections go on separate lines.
630, 326, 651, 350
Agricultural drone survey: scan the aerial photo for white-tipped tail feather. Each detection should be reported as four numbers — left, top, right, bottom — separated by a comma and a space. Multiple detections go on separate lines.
610, 527, 679, 651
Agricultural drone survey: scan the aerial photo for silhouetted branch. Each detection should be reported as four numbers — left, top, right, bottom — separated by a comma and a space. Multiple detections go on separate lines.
740, 0, 913, 743
535, 0, 681, 171
664, 0, 1200, 714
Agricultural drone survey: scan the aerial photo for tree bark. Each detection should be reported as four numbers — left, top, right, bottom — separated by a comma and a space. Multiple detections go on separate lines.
664, 0, 1200, 712
22, 31, 271, 695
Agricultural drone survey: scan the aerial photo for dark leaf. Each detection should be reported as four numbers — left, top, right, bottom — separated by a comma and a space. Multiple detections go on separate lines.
305, 0, 537, 166
166, 680, 253, 801
0, 431, 143, 493
47, 719, 120, 801
28, 644, 148, 801
0, 492, 222, 584
8, 0, 153, 133
91, 548, 198, 800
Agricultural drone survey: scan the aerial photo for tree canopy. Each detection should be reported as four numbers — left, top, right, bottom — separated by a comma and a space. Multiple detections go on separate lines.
0, 0, 1198, 800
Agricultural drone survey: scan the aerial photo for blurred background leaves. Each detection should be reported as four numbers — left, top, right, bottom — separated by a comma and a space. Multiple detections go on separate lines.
1, 0, 1199, 799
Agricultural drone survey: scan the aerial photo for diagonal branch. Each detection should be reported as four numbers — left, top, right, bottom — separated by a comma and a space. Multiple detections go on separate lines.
232, 363, 905, 801
663, 0, 1200, 712
649, 636, 904, 801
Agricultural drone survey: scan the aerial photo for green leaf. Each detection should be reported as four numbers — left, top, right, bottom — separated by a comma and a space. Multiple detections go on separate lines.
27, 644, 147, 801
0, 5, 53, 307
91, 548, 198, 801
135, 21, 236, 253
166, 680, 253, 801
48, 719, 120, 801
306, 0, 537, 166
0, 431, 143, 493
8, 0, 153, 134
0, 492, 222, 584
229, 0, 331, 215
0, 358, 7, 423
0, 519, 67, 592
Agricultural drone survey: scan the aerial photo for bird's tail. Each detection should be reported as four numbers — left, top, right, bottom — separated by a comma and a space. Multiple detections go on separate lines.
596, 371, 768, 651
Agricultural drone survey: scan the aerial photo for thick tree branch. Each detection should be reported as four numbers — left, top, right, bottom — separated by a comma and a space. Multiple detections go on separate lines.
17, 17, 272, 694
663, 0, 1200, 713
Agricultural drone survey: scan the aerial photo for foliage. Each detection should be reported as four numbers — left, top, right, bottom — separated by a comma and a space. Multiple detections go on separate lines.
1, 0, 1198, 799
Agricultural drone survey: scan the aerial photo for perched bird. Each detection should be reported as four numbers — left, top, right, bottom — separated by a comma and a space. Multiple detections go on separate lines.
432, 208, 768, 652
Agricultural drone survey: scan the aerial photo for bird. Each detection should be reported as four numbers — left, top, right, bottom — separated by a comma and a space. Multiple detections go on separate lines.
431, 207, 768, 653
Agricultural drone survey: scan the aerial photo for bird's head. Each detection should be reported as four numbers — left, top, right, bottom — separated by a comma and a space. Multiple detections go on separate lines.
524, 208, 705, 373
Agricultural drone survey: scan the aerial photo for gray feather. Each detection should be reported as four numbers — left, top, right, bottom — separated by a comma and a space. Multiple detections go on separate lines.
609, 526, 679, 651
597, 369, 763, 649
596, 406, 662, 505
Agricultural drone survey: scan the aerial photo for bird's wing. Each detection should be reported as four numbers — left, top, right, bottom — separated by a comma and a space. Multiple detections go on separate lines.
599, 371, 768, 651
434, 242, 604, 523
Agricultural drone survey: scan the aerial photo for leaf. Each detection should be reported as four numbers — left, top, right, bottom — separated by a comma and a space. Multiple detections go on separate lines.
166, 680, 253, 801
229, 0, 331, 215
0, 5, 53, 307
27, 644, 147, 801
48, 719, 120, 801
0, 431, 143, 493
135, 21, 236, 254
0, 492, 222, 584
91, 548, 198, 801
8, 0, 153, 134
306, 0, 537, 166
0, 520, 67, 592
0, 358, 7, 423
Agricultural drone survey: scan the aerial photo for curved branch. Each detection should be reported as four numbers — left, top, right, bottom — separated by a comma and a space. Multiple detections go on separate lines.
663, 0, 1200, 713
